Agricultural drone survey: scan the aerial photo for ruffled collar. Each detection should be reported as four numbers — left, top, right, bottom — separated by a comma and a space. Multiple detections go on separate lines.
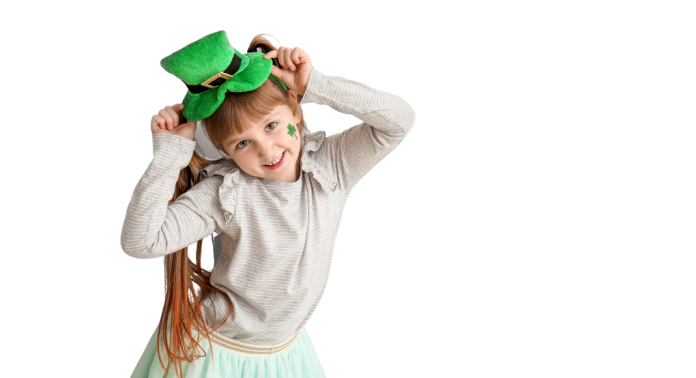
199, 130, 338, 224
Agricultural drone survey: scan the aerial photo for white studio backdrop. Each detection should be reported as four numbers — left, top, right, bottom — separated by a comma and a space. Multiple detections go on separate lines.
1, 1, 695, 377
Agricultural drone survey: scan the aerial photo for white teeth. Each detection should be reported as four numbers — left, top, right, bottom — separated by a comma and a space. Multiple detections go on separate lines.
264, 151, 284, 166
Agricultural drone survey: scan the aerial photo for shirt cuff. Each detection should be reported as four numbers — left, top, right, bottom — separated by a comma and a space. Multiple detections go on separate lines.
152, 132, 197, 170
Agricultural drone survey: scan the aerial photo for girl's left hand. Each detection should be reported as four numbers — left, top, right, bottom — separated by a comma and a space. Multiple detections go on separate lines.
264, 47, 312, 97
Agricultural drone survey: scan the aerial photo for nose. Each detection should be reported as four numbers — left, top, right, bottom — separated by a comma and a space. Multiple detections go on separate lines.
259, 141, 278, 162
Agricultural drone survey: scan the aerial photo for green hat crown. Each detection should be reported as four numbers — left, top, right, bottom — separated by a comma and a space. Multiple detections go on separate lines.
160, 30, 286, 122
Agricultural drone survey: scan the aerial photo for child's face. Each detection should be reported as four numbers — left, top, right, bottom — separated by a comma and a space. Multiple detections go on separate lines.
221, 103, 303, 182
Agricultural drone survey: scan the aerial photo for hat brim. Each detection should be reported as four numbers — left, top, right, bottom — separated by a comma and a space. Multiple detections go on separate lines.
181, 52, 273, 122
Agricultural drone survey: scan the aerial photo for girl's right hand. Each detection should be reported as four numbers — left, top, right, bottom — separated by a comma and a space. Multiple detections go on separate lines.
151, 103, 196, 141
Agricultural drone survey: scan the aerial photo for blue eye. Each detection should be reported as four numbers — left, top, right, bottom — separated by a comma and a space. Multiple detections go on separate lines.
236, 122, 278, 149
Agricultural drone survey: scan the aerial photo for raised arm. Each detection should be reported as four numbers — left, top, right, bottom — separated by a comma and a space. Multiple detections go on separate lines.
299, 68, 416, 192
120, 132, 226, 259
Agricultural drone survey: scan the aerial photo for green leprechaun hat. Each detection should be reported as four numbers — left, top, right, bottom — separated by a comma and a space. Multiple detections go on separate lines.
160, 30, 287, 122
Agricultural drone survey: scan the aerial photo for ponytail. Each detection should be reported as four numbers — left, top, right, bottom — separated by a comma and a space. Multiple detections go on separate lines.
156, 150, 232, 378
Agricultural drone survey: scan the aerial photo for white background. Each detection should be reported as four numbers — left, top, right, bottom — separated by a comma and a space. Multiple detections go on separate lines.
1, 1, 695, 377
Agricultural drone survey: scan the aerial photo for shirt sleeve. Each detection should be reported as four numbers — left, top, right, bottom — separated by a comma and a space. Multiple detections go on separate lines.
120, 132, 226, 259
299, 68, 416, 192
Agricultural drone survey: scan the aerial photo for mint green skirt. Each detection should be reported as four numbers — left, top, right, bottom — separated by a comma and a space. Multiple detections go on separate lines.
131, 325, 326, 378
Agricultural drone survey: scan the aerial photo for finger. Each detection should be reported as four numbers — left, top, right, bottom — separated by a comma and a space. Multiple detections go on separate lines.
157, 109, 172, 130
283, 48, 296, 71
263, 50, 278, 59
291, 48, 302, 65
176, 106, 187, 125
298, 48, 311, 66
152, 115, 166, 130
174, 104, 186, 125
270, 65, 283, 80
165, 106, 181, 128
158, 109, 174, 130
164, 105, 180, 127
279, 47, 295, 71
276, 47, 286, 69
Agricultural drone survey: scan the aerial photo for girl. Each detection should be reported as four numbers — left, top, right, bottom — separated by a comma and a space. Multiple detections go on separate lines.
122, 30, 415, 378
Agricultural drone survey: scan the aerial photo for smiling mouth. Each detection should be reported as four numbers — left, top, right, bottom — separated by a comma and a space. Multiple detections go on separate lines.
262, 151, 285, 167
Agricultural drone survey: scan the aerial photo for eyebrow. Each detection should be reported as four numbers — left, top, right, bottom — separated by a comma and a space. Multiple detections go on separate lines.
225, 110, 280, 147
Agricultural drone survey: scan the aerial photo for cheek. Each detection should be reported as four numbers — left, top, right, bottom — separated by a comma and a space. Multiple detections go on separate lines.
230, 154, 251, 169
290, 133, 302, 151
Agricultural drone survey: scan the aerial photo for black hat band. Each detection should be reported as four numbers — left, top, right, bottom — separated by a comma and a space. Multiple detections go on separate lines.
184, 53, 243, 94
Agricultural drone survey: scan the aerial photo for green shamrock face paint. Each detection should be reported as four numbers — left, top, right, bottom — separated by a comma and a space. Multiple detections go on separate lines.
287, 124, 298, 139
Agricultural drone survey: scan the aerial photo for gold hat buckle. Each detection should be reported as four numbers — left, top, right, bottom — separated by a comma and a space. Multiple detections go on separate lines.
201, 72, 234, 89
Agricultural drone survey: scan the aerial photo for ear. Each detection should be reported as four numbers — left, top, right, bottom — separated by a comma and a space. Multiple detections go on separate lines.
288, 91, 302, 124
288, 90, 298, 103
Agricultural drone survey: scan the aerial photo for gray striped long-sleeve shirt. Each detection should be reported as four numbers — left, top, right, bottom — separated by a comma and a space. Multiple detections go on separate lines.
121, 68, 416, 345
